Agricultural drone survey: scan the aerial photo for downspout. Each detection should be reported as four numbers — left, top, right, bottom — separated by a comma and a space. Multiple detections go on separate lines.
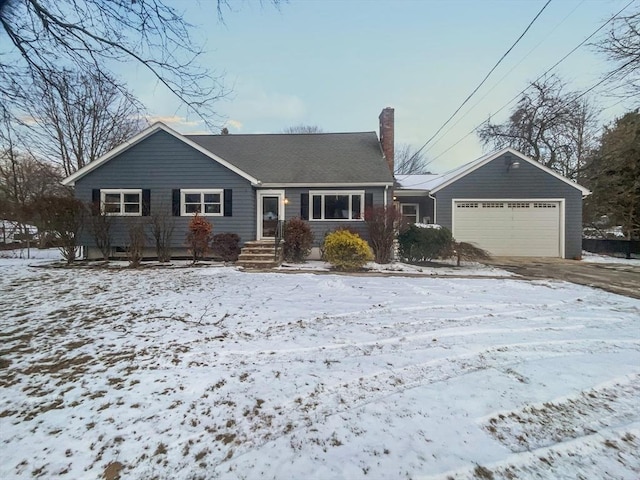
384, 184, 388, 207
429, 192, 437, 224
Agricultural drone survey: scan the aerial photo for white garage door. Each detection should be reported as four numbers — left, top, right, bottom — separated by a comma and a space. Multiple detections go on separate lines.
452, 200, 561, 257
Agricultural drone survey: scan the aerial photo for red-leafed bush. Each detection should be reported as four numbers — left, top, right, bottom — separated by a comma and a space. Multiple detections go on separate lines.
186, 213, 212, 262
211, 233, 241, 262
365, 205, 403, 264
283, 217, 313, 262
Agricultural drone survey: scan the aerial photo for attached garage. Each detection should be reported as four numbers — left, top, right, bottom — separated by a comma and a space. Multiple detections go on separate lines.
396, 148, 590, 259
452, 199, 562, 257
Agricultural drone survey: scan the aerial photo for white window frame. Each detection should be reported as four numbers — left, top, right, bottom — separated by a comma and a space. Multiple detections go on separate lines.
310, 190, 365, 221
181, 189, 223, 216
400, 203, 420, 224
101, 189, 142, 216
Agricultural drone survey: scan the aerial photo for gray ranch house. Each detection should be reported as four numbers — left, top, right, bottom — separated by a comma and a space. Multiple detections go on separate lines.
62, 109, 397, 261
395, 148, 590, 259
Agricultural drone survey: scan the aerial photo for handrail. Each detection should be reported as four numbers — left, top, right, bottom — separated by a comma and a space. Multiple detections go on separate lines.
274, 219, 284, 261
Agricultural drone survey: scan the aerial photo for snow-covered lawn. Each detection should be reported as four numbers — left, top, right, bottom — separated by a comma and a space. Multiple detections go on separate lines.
1, 253, 639, 480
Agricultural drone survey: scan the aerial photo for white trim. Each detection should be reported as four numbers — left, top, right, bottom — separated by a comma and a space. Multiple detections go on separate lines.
394, 189, 430, 197
180, 189, 223, 217
400, 203, 420, 224
61, 122, 260, 186
257, 190, 285, 240
310, 190, 365, 221
451, 198, 565, 258
430, 148, 591, 196
259, 182, 393, 188
100, 189, 142, 216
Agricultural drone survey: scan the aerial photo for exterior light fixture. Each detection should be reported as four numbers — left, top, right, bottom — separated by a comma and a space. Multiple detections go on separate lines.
283, 198, 289, 205
505, 157, 520, 172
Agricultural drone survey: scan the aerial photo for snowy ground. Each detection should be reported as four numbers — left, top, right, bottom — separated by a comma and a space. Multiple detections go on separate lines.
582, 251, 640, 266
1, 251, 639, 480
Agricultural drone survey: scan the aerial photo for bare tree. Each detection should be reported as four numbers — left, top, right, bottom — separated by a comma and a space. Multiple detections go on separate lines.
0, 108, 67, 226
477, 75, 599, 181
282, 125, 324, 134
394, 143, 432, 175
0, 0, 280, 126
596, 8, 640, 98
24, 70, 145, 176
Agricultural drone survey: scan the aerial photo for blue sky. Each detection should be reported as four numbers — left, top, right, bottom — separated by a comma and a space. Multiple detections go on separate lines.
126, 0, 636, 173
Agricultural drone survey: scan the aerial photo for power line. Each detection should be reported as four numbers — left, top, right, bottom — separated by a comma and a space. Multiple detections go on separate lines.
429, 0, 636, 165
408, 0, 552, 162
424, 0, 586, 155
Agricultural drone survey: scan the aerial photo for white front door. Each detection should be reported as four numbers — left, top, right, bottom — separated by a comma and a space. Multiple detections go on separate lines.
257, 190, 285, 240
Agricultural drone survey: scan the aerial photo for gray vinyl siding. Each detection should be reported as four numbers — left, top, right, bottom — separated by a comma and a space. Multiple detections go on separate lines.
432, 152, 584, 258
284, 186, 390, 246
74, 130, 256, 250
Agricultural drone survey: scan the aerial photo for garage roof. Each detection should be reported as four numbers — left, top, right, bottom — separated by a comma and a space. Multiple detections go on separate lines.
396, 148, 590, 196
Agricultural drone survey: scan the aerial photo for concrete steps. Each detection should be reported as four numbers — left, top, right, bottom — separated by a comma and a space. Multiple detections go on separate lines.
237, 240, 283, 269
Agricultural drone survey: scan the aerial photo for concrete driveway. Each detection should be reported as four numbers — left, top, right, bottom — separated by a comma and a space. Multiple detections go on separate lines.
487, 257, 640, 300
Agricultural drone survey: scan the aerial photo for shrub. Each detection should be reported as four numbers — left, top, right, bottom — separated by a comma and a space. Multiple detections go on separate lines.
149, 205, 175, 263
365, 205, 403, 264
441, 240, 491, 266
282, 217, 313, 262
30, 196, 86, 264
211, 233, 241, 262
186, 213, 213, 263
323, 229, 373, 270
127, 220, 146, 267
88, 202, 112, 261
398, 224, 453, 262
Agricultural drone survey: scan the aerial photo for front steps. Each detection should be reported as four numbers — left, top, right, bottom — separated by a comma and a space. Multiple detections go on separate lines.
236, 240, 283, 269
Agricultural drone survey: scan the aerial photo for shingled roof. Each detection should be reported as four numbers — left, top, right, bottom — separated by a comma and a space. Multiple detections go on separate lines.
185, 131, 394, 185
62, 123, 394, 187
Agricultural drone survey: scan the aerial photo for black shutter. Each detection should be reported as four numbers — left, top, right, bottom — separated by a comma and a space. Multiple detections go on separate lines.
91, 189, 100, 216
223, 189, 232, 217
301, 193, 309, 220
365, 193, 373, 210
142, 189, 151, 216
172, 189, 180, 216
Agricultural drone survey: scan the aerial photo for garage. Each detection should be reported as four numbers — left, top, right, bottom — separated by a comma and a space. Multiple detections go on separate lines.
396, 148, 590, 259
452, 200, 562, 257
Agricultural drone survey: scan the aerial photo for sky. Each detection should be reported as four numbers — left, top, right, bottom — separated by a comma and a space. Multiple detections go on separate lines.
124, 0, 637, 173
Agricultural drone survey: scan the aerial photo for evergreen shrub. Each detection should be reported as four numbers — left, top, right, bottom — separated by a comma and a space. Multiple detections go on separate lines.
397, 224, 453, 262
323, 229, 373, 270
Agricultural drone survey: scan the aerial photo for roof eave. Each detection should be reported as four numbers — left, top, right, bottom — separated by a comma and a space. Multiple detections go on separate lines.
259, 182, 394, 188
429, 147, 591, 195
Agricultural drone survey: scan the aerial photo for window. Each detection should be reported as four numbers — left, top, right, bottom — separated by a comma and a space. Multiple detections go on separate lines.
181, 189, 223, 216
400, 204, 419, 224
101, 189, 142, 216
310, 191, 364, 220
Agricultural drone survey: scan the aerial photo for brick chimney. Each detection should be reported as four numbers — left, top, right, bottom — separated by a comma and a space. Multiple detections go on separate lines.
379, 107, 394, 175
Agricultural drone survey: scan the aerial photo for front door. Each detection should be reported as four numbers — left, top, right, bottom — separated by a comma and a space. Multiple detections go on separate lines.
257, 190, 285, 240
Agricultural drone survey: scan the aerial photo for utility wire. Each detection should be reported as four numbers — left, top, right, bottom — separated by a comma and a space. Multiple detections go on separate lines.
408, 0, 552, 163
428, 0, 635, 165
424, 0, 586, 155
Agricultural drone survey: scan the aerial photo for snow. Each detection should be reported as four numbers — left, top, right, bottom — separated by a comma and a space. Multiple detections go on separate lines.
582, 251, 640, 266
1, 251, 639, 479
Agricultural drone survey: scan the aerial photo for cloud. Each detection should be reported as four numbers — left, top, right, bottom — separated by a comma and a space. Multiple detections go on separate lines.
225, 119, 243, 131
145, 115, 203, 129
